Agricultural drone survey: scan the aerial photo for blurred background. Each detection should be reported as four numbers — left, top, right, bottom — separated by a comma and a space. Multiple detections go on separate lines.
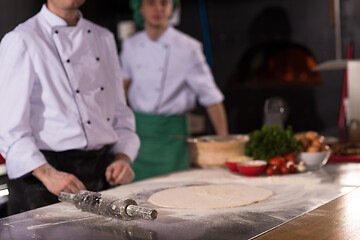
1, 0, 360, 136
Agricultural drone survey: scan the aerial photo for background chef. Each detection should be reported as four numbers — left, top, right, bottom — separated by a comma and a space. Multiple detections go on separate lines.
120, 0, 228, 181
0, 0, 140, 214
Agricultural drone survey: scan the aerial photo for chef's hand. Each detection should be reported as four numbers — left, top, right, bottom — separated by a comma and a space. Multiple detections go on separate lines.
105, 153, 134, 185
32, 163, 86, 195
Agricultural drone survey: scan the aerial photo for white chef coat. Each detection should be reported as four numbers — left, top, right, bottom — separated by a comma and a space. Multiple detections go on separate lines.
120, 26, 224, 115
0, 5, 140, 179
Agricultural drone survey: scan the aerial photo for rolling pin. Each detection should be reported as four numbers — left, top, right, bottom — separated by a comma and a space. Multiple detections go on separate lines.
58, 190, 158, 221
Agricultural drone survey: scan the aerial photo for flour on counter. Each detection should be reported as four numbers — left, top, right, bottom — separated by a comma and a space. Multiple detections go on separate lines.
5, 166, 353, 240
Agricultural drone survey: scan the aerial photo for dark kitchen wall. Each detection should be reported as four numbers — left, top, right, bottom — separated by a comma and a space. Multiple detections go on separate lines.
0, 0, 44, 38
0, 0, 130, 38
1, 0, 358, 136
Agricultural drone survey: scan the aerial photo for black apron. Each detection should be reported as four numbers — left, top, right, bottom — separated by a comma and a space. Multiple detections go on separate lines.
7, 145, 114, 215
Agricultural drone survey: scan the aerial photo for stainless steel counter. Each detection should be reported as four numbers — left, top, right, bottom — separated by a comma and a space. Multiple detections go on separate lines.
1, 163, 360, 240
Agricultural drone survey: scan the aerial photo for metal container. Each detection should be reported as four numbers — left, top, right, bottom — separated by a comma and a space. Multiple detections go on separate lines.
187, 135, 249, 167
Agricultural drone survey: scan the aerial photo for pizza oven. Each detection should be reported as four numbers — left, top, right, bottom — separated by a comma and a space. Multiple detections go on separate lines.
225, 6, 323, 134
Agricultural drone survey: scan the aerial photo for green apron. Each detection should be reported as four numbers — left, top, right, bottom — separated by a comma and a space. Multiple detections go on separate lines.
132, 111, 190, 182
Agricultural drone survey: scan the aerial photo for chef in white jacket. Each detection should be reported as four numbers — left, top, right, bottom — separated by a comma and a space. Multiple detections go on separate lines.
120, 0, 228, 181
0, 0, 140, 214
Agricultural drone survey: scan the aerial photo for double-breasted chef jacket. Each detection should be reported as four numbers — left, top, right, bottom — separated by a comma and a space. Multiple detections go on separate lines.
120, 26, 224, 115
0, 5, 140, 179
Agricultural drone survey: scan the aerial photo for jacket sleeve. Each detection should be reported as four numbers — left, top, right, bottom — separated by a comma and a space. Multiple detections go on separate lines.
0, 32, 47, 179
111, 80, 140, 163
185, 42, 224, 107
108, 36, 140, 162
119, 40, 133, 80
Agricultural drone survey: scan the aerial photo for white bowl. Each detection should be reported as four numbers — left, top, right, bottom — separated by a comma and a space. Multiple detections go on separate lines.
297, 150, 331, 171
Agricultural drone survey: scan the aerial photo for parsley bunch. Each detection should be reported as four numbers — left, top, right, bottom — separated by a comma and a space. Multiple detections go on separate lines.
245, 125, 302, 161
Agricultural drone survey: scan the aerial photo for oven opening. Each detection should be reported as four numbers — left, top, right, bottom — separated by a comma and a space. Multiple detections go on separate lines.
225, 6, 323, 133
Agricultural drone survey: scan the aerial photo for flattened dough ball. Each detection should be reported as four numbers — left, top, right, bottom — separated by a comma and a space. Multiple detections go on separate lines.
148, 184, 273, 209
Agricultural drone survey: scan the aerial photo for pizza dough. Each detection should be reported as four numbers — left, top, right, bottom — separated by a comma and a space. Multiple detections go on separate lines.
148, 184, 273, 209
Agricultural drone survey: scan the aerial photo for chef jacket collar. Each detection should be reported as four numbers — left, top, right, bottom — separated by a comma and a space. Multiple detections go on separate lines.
157, 26, 174, 45
39, 4, 84, 35
144, 26, 174, 46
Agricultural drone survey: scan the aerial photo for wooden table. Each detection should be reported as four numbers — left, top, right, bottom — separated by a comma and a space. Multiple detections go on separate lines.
255, 186, 360, 240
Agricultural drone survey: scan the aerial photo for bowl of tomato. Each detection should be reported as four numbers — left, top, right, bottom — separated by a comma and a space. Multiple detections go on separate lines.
237, 160, 267, 177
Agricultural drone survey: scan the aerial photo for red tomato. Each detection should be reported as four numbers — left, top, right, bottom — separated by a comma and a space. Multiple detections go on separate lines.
280, 164, 289, 174
266, 165, 277, 176
268, 156, 285, 169
284, 152, 297, 164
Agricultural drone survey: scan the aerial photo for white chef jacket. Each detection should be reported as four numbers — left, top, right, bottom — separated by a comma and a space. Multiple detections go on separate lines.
120, 26, 224, 115
0, 5, 140, 179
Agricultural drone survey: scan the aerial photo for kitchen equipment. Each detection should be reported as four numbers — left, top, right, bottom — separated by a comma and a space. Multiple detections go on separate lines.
348, 119, 360, 142
187, 135, 249, 167
347, 61, 360, 141
264, 97, 288, 128
58, 190, 158, 221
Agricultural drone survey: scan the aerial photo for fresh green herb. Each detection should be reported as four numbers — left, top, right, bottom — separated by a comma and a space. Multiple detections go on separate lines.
245, 125, 302, 161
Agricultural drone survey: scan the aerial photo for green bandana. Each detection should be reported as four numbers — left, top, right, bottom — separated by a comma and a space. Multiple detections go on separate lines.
129, 0, 179, 28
